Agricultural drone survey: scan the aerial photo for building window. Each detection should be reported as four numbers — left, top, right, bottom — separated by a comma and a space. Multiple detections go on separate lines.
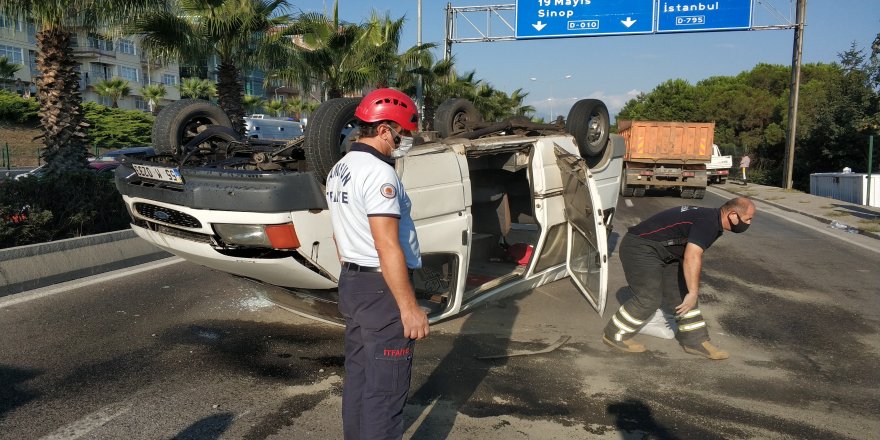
0, 14, 23, 32
117, 39, 136, 55
89, 63, 111, 82
134, 97, 147, 111
28, 50, 37, 76
87, 33, 113, 51
98, 95, 113, 107
161, 74, 176, 86
119, 66, 139, 83
0, 45, 23, 65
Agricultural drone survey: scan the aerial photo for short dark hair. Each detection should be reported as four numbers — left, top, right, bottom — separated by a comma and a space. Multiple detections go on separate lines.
356, 120, 394, 138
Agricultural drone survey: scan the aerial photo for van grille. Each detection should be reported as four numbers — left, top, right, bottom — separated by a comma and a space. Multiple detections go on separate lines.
134, 203, 202, 229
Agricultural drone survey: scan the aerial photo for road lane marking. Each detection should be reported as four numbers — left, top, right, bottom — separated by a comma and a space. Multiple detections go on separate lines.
707, 187, 879, 255
0, 257, 184, 309
38, 402, 132, 440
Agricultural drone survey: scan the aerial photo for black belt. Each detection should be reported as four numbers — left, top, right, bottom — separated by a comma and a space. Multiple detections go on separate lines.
342, 262, 415, 276
342, 262, 382, 272
659, 238, 689, 246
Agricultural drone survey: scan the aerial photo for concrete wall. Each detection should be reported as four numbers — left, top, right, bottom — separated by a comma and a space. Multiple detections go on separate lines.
0, 229, 170, 297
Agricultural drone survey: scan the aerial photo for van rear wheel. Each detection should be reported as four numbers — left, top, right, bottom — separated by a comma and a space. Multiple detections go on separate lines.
566, 99, 610, 157
153, 99, 234, 155
303, 98, 360, 183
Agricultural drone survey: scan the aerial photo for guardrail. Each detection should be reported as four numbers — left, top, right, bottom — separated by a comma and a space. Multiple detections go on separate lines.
0, 229, 170, 297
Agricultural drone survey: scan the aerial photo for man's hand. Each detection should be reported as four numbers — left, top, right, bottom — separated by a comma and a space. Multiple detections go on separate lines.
400, 305, 429, 340
675, 292, 698, 316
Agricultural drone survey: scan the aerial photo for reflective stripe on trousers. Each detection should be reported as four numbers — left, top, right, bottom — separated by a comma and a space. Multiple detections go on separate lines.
603, 234, 710, 346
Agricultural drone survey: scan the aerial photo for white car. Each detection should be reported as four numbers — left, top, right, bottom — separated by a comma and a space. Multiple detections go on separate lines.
115, 98, 624, 324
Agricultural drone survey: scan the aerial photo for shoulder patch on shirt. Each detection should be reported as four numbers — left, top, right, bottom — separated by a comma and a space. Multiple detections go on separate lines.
380, 183, 397, 199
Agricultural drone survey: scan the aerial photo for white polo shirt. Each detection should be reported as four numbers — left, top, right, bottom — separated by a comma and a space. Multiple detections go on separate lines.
326, 143, 421, 269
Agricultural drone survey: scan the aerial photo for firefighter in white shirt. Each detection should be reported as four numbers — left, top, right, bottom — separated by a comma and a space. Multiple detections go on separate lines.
326, 88, 428, 440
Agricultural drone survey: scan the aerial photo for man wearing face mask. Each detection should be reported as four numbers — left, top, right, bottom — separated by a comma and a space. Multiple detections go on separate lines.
601, 197, 756, 360
326, 88, 427, 440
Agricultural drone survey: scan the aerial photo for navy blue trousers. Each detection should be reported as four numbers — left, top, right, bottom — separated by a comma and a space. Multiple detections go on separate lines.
338, 269, 414, 440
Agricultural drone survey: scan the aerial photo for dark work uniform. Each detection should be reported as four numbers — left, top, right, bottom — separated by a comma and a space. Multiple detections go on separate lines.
603, 205, 723, 347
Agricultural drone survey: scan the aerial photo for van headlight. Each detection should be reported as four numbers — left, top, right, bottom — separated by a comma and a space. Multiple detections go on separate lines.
212, 223, 301, 249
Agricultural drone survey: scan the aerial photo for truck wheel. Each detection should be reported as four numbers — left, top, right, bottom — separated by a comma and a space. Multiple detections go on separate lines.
434, 98, 482, 138
303, 97, 360, 183
620, 176, 634, 197
694, 188, 706, 199
681, 188, 695, 199
152, 99, 234, 155
633, 187, 646, 197
565, 99, 610, 157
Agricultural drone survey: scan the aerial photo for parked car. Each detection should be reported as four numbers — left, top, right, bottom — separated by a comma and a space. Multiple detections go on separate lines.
114, 97, 623, 324
89, 146, 157, 173
13, 165, 47, 181
244, 115, 304, 141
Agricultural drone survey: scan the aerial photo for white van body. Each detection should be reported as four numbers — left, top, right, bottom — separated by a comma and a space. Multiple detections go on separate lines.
244, 116, 304, 140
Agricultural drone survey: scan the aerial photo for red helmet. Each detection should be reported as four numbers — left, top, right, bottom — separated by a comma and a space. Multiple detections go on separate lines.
354, 88, 418, 131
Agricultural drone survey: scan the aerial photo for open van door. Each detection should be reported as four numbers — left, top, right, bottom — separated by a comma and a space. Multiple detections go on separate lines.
554, 146, 608, 315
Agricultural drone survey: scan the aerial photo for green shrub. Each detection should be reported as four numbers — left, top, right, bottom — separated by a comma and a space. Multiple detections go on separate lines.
0, 171, 130, 248
0, 90, 39, 124
83, 102, 154, 148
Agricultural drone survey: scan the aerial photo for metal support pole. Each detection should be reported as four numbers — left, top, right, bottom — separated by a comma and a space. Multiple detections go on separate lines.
416, 0, 424, 131
868, 135, 874, 206
444, 2, 453, 61
782, 0, 806, 189
3, 142, 8, 169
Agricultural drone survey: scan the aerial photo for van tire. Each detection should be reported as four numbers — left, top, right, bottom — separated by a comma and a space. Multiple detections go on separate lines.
434, 99, 482, 138
566, 99, 610, 157
304, 98, 360, 183
153, 99, 233, 155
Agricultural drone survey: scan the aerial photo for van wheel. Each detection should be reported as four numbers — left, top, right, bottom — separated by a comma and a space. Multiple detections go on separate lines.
566, 99, 610, 157
681, 188, 695, 199
303, 98, 360, 183
153, 99, 234, 155
434, 99, 482, 138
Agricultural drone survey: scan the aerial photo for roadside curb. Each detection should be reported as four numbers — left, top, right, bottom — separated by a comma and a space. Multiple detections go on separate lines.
710, 185, 880, 241
0, 229, 171, 297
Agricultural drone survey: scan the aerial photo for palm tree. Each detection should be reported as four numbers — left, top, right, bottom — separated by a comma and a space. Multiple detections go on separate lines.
141, 83, 166, 115
263, 99, 284, 117
358, 11, 435, 89
134, 0, 294, 134
278, 0, 372, 100
93, 78, 131, 108
283, 98, 303, 119
0, 55, 21, 80
0, 0, 158, 174
242, 94, 265, 115
179, 77, 216, 100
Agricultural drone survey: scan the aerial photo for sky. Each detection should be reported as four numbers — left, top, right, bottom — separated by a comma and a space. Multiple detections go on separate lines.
294, 1, 879, 121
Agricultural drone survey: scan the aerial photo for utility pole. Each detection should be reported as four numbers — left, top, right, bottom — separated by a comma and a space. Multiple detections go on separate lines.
416, 0, 424, 131
782, 0, 806, 190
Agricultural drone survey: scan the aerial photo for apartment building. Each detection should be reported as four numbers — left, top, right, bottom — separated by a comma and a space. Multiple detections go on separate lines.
0, 14, 181, 111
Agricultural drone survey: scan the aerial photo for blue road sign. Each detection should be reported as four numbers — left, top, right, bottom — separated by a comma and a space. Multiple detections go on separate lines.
515, 0, 654, 40
657, 0, 752, 33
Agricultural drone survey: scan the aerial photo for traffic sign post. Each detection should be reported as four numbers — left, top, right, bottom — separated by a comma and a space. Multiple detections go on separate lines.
656, 0, 752, 33
515, 0, 654, 39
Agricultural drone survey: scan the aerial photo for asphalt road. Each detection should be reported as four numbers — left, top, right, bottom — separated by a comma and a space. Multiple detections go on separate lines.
1, 189, 878, 439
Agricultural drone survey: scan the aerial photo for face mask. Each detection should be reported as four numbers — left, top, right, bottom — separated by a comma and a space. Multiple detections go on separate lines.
728, 212, 750, 233
387, 126, 414, 158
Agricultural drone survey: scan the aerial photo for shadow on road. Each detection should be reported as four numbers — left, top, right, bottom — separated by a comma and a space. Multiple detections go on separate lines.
172, 412, 235, 440
405, 298, 519, 439
0, 364, 40, 419
607, 399, 679, 440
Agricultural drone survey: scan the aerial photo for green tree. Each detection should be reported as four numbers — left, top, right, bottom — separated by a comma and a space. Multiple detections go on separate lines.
263, 99, 284, 117
93, 78, 131, 108
140, 83, 166, 115
242, 94, 265, 115
0, 0, 158, 175
278, 0, 372, 100
0, 55, 21, 80
134, 0, 293, 134
178, 77, 216, 100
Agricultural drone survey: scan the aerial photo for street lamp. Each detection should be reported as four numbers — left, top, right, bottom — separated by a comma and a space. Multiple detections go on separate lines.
529, 74, 572, 121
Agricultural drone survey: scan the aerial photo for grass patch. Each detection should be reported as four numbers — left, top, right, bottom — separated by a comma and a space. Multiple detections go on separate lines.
764, 196, 784, 201
857, 218, 880, 233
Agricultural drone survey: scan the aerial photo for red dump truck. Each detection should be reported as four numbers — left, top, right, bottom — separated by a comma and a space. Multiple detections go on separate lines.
617, 120, 714, 199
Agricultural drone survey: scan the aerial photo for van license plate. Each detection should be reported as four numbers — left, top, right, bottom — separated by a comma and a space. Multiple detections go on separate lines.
132, 164, 184, 184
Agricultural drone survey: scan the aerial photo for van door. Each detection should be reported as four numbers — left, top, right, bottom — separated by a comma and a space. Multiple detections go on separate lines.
554, 146, 608, 315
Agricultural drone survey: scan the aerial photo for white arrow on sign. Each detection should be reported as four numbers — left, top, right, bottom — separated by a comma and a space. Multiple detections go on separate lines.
621, 17, 637, 28
532, 21, 547, 32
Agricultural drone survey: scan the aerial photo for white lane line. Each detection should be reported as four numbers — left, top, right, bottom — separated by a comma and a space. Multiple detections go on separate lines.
707, 187, 880, 254
0, 257, 184, 309
38, 402, 132, 440
624, 199, 634, 207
